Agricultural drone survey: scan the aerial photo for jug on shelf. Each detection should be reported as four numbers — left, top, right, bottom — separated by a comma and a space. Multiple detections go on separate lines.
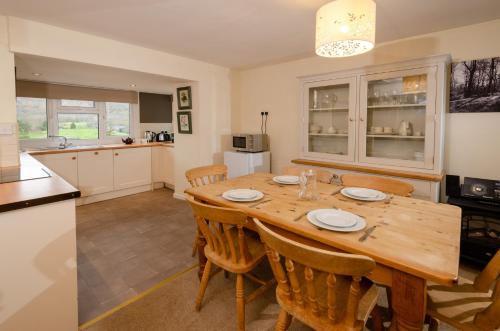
398, 121, 413, 136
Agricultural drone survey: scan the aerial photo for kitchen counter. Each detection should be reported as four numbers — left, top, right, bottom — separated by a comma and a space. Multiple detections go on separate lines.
0, 153, 80, 213
28, 142, 174, 156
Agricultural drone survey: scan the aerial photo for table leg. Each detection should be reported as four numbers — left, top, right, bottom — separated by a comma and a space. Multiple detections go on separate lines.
196, 226, 207, 281
390, 270, 427, 331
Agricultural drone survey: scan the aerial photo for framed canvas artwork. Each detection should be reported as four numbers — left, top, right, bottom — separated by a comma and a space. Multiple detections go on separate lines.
176, 86, 192, 110
450, 57, 500, 113
177, 111, 192, 134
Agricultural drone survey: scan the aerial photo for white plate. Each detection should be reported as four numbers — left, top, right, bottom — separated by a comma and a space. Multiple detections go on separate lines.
315, 209, 357, 228
273, 175, 300, 185
307, 209, 366, 232
341, 187, 386, 201
222, 189, 264, 202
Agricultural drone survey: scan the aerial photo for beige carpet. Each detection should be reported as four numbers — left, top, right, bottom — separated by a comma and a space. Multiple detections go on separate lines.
81, 265, 459, 331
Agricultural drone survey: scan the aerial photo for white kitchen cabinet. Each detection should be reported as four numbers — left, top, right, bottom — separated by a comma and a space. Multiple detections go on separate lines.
303, 76, 357, 162
163, 146, 174, 185
113, 147, 152, 190
298, 55, 450, 201
37, 152, 79, 188
152, 146, 175, 186
77, 150, 114, 196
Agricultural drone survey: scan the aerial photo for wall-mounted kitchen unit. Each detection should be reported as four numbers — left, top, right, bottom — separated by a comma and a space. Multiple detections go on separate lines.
296, 55, 450, 201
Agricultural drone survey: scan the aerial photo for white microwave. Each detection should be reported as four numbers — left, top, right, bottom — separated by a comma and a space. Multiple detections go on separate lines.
232, 134, 269, 152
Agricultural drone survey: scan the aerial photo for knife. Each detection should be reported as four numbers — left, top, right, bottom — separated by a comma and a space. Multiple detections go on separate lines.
358, 226, 376, 242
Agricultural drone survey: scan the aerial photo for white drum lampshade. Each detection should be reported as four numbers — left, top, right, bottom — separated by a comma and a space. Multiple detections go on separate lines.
316, 0, 376, 57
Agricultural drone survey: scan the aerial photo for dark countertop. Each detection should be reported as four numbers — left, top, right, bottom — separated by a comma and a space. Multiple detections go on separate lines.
0, 153, 80, 213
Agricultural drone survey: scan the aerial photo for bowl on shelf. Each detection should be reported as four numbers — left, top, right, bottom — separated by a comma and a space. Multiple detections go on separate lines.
310, 124, 322, 134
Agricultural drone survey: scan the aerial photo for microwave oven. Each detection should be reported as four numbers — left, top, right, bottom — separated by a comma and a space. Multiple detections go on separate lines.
232, 134, 269, 152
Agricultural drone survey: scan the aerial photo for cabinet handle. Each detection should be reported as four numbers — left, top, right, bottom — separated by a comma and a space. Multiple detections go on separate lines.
94, 151, 99, 155
349, 117, 354, 122
71, 156, 76, 160
115, 153, 119, 156
360, 117, 365, 122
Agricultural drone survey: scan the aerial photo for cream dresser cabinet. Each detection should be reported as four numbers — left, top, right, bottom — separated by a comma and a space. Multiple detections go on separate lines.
297, 55, 450, 202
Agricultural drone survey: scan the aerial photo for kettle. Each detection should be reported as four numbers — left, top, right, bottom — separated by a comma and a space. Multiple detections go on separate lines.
156, 131, 166, 142
398, 121, 413, 136
145, 131, 156, 143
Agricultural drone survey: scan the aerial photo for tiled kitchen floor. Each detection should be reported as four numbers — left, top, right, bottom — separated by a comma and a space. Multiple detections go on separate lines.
76, 189, 197, 324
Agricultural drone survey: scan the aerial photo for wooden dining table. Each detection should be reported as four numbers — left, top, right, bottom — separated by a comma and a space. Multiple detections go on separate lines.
185, 172, 462, 331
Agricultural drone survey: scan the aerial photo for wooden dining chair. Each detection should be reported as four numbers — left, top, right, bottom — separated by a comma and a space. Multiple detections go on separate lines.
253, 218, 382, 331
186, 196, 275, 331
185, 164, 228, 257
340, 173, 414, 197
282, 165, 337, 184
426, 250, 500, 331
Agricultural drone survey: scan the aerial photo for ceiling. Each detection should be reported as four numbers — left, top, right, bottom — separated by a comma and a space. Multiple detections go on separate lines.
15, 54, 183, 93
2, 0, 500, 68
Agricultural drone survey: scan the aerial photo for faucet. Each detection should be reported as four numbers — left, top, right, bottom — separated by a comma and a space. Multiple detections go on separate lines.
49, 135, 72, 149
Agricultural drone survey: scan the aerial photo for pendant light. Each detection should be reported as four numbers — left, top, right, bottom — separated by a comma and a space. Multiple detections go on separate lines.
315, 0, 376, 57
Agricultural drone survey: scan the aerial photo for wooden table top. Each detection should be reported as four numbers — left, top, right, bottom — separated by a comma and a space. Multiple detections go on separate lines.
185, 173, 461, 285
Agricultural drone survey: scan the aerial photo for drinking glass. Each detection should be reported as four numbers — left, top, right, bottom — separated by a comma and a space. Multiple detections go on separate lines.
299, 170, 319, 201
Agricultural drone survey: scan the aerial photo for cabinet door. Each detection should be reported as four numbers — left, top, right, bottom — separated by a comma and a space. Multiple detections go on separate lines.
302, 76, 357, 162
77, 150, 114, 196
113, 147, 152, 190
151, 146, 163, 183
359, 66, 437, 169
163, 147, 174, 185
40, 153, 79, 188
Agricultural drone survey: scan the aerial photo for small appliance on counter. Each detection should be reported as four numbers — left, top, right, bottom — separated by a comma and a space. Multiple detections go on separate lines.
144, 131, 156, 143
224, 151, 270, 179
232, 134, 269, 153
156, 131, 171, 142
446, 175, 500, 266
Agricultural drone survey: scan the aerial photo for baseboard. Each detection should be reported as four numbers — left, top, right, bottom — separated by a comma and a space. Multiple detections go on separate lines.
173, 192, 186, 200
76, 185, 152, 206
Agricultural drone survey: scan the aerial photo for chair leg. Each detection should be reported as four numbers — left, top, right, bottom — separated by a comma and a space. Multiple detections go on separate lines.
370, 305, 383, 331
224, 270, 230, 279
385, 287, 393, 320
195, 260, 212, 311
428, 316, 439, 331
275, 308, 292, 331
191, 234, 198, 257
236, 273, 245, 331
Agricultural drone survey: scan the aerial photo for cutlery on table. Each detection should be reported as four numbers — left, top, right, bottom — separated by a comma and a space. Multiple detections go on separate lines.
331, 186, 344, 196
358, 226, 377, 242
248, 199, 272, 208
293, 210, 311, 222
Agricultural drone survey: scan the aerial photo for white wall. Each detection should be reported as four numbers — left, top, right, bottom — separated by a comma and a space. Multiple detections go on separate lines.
3, 16, 231, 195
232, 19, 500, 182
0, 16, 19, 167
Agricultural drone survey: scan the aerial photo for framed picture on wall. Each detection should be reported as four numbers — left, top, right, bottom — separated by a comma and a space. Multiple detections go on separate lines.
176, 86, 192, 110
177, 111, 192, 134
450, 57, 500, 113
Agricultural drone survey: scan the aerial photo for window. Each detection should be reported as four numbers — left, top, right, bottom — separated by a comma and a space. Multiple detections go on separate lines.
60, 99, 95, 108
106, 102, 130, 136
57, 113, 99, 139
16, 97, 48, 139
16, 97, 134, 142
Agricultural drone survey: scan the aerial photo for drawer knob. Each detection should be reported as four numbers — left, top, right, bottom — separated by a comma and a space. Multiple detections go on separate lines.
115, 153, 119, 156
94, 151, 99, 155
71, 156, 76, 160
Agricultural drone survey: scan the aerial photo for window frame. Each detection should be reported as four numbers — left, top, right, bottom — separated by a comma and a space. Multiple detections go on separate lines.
18, 98, 136, 148
104, 102, 132, 138
16, 97, 49, 140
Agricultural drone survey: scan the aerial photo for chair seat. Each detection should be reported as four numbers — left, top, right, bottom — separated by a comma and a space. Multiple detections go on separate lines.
427, 276, 493, 330
276, 266, 379, 331
204, 228, 266, 274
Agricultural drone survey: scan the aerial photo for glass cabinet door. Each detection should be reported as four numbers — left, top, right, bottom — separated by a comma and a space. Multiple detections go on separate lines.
303, 77, 357, 162
359, 67, 437, 169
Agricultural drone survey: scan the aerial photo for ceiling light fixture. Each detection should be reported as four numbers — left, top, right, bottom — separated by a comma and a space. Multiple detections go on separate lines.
315, 0, 376, 58
32, 72, 41, 76
130, 84, 136, 87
